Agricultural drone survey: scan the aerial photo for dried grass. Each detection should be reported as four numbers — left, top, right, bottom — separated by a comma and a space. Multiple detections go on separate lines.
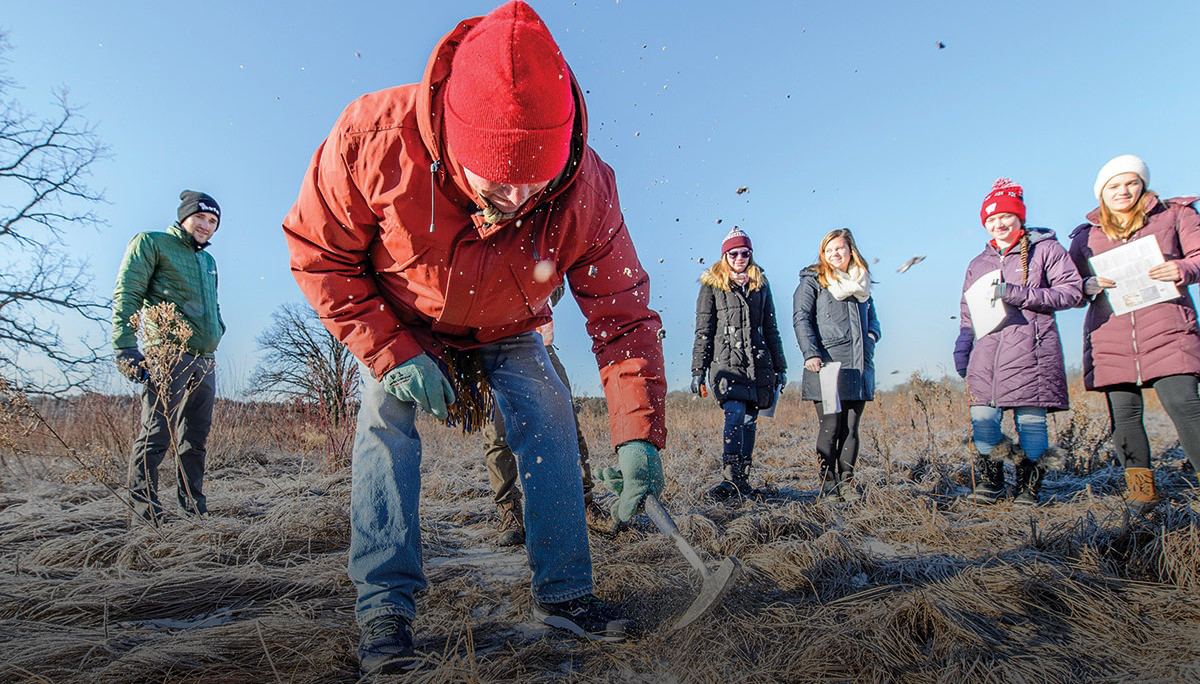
0, 374, 1197, 682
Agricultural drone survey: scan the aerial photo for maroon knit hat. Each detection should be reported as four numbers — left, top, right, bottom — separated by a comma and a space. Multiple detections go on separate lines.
980, 178, 1026, 226
444, 1, 576, 184
721, 226, 752, 253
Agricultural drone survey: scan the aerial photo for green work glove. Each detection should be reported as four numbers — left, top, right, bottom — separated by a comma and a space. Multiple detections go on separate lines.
382, 354, 456, 420
592, 440, 664, 524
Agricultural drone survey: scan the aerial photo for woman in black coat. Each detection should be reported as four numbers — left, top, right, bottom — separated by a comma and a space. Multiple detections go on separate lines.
793, 229, 881, 502
691, 227, 788, 500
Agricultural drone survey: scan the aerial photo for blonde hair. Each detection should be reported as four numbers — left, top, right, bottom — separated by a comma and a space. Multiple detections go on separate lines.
702, 254, 766, 291
811, 229, 870, 288
1099, 189, 1155, 241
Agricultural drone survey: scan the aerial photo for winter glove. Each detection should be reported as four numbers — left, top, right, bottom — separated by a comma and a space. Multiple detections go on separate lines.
115, 347, 149, 383
776, 372, 787, 393
382, 354, 456, 420
690, 372, 706, 396
1083, 276, 1106, 297
957, 367, 968, 379
991, 280, 1007, 304
592, 440, 664, 524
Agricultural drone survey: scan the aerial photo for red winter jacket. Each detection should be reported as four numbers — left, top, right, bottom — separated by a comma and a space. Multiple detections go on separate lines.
282, 17, 666, 449
1068, 195, 1200, 390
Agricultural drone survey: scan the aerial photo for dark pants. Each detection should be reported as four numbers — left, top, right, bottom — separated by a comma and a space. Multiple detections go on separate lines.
1105, 373, 1200, 471
813, 400, 866, 475
127, 354, 216, 521
483, 345, 593, 507
721, 399, 759, 464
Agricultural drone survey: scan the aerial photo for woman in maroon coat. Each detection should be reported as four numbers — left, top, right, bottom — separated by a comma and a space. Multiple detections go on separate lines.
954, 179, 1082, 506
1068, 154, 1200, 513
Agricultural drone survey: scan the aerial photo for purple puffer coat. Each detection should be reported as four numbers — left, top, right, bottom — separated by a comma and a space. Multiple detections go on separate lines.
1068, 195, 1200, 390
954, 227, 1082, 410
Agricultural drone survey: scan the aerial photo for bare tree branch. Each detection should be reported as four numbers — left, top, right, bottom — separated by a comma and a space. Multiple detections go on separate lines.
0, 31, 109, 394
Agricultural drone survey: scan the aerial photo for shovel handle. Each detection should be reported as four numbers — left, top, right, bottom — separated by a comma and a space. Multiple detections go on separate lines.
644, 493, 710, 577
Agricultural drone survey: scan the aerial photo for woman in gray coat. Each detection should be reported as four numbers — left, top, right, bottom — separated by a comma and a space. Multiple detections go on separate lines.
793, 229, 880, 502
692, 227, 788, 500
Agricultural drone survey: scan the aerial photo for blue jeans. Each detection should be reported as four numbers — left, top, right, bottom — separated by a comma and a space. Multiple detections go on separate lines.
970, 406, 1048, 461
721, 399, 758, 461
349, 333, 592, 626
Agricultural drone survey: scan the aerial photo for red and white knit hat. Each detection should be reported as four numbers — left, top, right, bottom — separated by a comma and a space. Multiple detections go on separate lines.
980, 178, 1026, 226
444, 1, 576, 184
721, 226, 752, 253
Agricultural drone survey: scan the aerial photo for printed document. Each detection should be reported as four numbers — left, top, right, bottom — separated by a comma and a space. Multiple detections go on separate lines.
1089, 236, 1179, 315
964, 269, 1006, 340
819, 362, 842, 415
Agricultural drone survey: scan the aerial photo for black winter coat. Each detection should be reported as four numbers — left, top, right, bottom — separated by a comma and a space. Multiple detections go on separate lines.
692, 272, 787, 409
793, 269, 881, 402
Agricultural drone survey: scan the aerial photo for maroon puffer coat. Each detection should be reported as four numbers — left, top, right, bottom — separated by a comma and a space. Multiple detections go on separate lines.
953, 227, 1082, 410
1068, 195, 1200, 390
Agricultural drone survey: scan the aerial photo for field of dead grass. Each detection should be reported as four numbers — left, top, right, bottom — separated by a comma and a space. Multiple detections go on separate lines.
1, 375, 1198, 683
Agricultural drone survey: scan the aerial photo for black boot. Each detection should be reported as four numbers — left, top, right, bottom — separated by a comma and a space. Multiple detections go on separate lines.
707, 455, 741, 502
730, 455, 757, 497
1013, 458, 1044, 506
965, 454, 1005, 503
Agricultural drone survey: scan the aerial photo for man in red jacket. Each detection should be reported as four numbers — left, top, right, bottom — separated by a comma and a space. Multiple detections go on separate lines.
282, 1, 666, 675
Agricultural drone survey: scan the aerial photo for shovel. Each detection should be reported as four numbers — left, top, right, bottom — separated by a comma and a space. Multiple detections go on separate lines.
642, 493, 742, 631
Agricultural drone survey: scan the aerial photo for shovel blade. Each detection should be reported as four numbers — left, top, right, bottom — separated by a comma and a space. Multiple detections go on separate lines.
669, 557, 742, 632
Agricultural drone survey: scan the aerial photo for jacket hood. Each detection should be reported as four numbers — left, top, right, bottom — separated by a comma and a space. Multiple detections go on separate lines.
415, 15, 589, 219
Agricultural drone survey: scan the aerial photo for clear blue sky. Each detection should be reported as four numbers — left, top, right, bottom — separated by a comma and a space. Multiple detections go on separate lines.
4, 1, 1199, 396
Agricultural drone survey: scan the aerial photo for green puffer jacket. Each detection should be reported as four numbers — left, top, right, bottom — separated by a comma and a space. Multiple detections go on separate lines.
112, 223, 224, 357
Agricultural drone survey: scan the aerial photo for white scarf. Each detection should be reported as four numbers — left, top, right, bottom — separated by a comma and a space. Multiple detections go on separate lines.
826, 265, 871, 302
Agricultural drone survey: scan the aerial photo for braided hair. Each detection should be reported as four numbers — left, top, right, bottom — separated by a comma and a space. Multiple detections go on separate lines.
1019, 231, 1029, 285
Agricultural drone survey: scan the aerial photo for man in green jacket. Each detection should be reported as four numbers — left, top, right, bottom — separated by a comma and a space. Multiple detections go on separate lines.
112, 190, 225, 522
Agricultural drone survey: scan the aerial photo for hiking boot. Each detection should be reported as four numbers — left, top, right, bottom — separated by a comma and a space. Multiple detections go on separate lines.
496, 500, 525, 547
818, 465, 839, 497
965, 455, 1006, 504
836, 469, 861, 504
532, 594, 633, 642
1013, 458, 1044, 507
357, 615, 418, 675
1124, 467, 1159, 516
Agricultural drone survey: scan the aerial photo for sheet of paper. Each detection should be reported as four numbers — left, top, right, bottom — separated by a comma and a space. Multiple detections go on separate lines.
819, 362, 842, 415
1088, 235, 1180, 315
964, 269, 1006, 340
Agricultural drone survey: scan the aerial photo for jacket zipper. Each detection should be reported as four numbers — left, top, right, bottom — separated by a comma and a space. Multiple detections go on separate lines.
989, 249, 1005, 406
428, 160, 441, 233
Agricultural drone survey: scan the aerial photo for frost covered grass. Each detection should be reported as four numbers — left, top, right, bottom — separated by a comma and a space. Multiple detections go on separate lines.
0, 376, 1197, 682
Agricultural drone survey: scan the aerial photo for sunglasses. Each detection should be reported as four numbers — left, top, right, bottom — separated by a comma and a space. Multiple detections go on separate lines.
726, 249, 752, 259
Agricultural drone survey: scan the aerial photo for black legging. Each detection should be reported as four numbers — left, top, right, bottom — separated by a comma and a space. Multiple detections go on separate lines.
1105, 374, 1200, 471
813, 400, 866, 474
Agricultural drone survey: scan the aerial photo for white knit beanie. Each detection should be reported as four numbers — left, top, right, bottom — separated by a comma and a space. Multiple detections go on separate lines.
1094, 154, 1150, 199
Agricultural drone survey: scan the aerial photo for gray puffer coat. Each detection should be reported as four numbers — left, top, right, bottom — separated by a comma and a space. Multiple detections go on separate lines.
953, 227, 1081, 410
793, 269, 881, 402
691, 270, 787, 409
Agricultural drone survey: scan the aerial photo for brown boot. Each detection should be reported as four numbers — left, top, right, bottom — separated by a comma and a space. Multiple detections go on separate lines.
496, 500, 526, 547
1123, 467, 1159, 516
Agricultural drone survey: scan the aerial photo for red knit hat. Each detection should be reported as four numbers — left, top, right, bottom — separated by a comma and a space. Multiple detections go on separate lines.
444, 1, 576, 184
721, 226, 752, 253
980, 178, 1026, 226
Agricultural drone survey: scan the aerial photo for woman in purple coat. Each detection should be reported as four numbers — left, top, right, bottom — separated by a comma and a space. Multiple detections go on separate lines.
954, 179, 1082, 505
1068, 155, 1200, 513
